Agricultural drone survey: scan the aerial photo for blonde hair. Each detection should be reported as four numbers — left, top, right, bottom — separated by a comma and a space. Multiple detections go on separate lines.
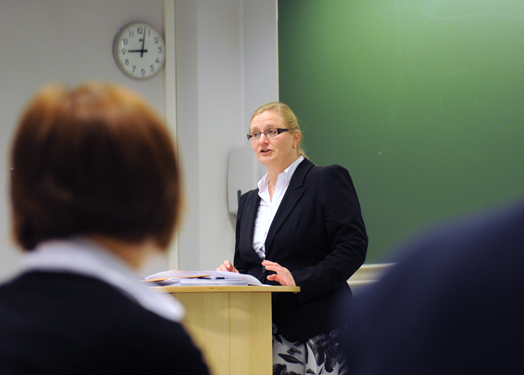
250, 102, 307, 158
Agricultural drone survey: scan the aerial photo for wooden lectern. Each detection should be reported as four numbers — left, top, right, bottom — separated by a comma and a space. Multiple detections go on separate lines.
156, 285, 299, 375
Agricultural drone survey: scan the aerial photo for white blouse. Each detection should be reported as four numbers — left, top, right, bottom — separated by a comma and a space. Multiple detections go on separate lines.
253, 156, 304, 259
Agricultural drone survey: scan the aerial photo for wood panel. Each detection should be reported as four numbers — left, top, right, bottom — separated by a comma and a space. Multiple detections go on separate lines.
165, 286, 299, 375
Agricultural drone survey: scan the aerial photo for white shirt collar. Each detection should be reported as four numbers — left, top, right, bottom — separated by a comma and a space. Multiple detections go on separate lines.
21, 237, 184, 322
257, 155, 304, 192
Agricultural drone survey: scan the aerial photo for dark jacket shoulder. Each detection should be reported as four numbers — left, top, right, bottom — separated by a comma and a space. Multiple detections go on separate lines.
0, 271, 210, 375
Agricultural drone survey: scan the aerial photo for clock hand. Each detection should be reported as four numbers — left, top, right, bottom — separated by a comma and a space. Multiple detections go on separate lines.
140, 28, 147, 57
128, 49, 149, 53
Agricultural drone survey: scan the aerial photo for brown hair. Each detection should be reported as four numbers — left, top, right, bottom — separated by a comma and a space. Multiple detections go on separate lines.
10, 82, 181, 251
250, 102, 307, 158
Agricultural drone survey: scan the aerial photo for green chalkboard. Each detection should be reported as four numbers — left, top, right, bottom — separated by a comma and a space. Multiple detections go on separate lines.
278, 0, 524, 263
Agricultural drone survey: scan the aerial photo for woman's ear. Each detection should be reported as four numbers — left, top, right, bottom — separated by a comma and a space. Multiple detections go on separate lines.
293, 131, 301, 148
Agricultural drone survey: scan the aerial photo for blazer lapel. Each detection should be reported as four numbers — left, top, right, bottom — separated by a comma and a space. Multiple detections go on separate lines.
241, 190, 267, 281
264, 159, 314, 258
242, 190, 261, 246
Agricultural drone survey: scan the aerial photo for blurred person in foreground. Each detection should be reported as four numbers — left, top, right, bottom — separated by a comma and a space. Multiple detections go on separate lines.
344, 199, 524, 374
0, 82, 210, 375
217, 102, 368, 375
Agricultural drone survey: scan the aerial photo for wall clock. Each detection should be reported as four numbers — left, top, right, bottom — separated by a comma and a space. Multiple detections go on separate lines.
113, 22, 166, 80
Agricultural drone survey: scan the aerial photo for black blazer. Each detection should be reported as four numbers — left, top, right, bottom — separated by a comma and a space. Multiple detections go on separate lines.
0, 271, 210, 375
234, 158, 368, 341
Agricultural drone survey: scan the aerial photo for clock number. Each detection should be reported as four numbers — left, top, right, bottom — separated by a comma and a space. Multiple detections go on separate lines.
131, 66, 136, 73
138, 27, 143, 34
121, 49, 126, 55
154, 37, 159, 44
124, 59, 129, 66
155, 58, 160, 64
122, 38, 128, 45
150, 65, 155, 72
141, 68, 146, 75
128, 30, 134, 37
158, 47, 164, 53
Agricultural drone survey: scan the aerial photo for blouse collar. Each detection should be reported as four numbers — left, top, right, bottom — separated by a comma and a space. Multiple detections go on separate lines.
258, 155, 304, 192
21, 237, 184, 322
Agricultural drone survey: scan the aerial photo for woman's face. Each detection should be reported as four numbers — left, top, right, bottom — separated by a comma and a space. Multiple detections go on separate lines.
249, 110, 300, 172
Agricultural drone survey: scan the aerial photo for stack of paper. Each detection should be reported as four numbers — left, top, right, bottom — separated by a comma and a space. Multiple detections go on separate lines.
144, 270, 265, 286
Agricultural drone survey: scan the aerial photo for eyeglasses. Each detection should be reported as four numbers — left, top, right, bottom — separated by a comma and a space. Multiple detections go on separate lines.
247, 128, 289, 141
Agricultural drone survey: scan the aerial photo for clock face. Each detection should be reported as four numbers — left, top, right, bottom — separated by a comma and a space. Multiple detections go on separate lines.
113, 23, 166, 79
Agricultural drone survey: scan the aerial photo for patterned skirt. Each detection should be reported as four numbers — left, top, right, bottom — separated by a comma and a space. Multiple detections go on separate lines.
272, 324, 348, 375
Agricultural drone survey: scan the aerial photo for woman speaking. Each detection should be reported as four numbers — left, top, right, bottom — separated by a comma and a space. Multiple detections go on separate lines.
218, 102, 368, 375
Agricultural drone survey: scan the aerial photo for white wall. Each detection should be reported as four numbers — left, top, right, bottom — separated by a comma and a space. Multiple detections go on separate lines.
0, 0, 278, 280
0, 0, 167, 279
175, 0, 278, 271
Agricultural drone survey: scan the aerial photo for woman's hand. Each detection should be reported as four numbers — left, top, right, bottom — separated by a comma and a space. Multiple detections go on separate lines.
262, 260, 296, 286
216, 260, 239, 273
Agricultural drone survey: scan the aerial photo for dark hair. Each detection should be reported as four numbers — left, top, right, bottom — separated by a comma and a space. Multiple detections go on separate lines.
10, 82, 181, 251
